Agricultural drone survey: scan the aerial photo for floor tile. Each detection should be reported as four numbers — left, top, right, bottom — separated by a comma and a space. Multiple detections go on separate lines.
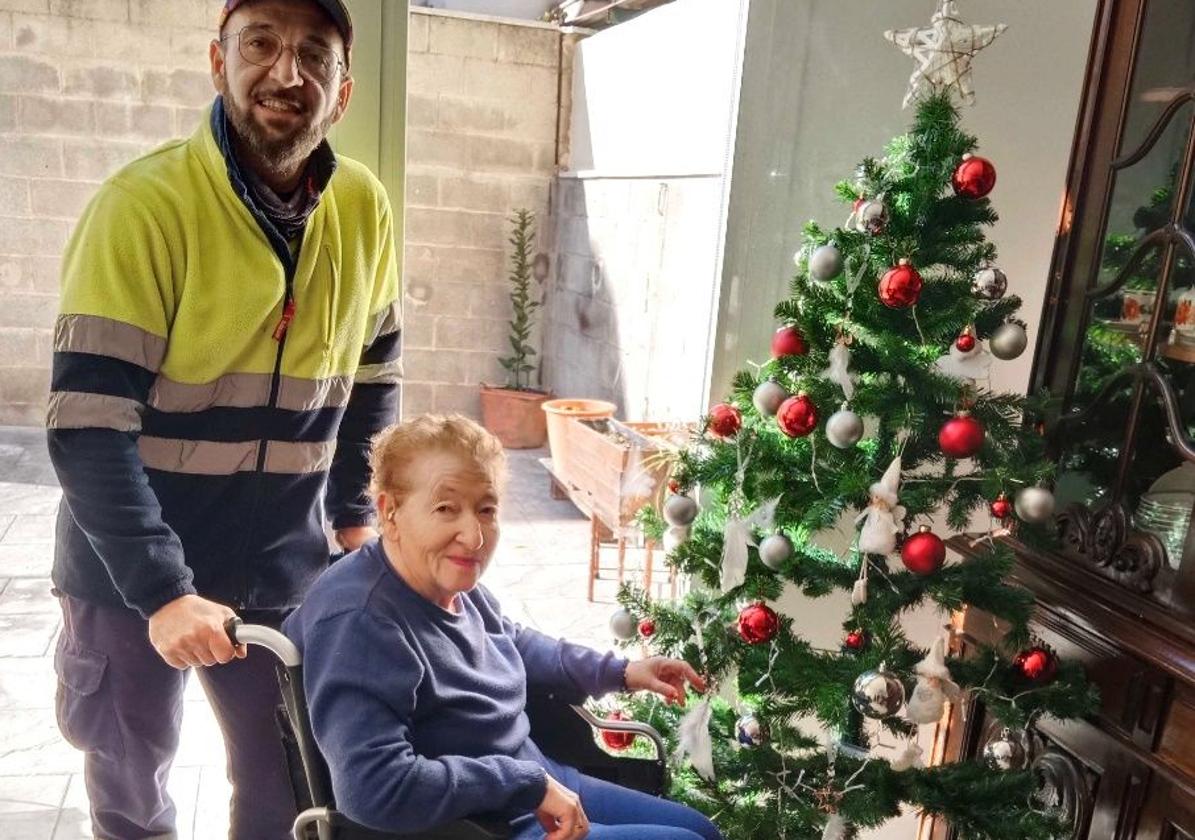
0, 774, 68, 840
0, 543, 54, 579
0, 612, 59, 657
0, 710, 83, 775
0, 655, 58, 712
0, 484, 61, 517
0, 578, 58, 616
2, 516, 55, 544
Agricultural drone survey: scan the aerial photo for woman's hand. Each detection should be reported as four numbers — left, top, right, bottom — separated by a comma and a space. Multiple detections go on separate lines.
537, 773, 589, 839
624, 657, 707, 705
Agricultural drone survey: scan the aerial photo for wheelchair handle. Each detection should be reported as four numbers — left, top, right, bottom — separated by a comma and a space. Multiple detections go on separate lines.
223, 616, 302, 667
570, 704, 667, 760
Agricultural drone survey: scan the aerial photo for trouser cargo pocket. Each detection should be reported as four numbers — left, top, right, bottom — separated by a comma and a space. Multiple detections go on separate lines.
54, 636, 125, 761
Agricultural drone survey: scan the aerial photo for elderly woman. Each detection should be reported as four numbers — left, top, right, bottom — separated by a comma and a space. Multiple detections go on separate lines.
283, 414, 723, 840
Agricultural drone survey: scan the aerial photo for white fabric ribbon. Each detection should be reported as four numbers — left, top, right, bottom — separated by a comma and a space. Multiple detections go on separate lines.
720, 496, 781, 593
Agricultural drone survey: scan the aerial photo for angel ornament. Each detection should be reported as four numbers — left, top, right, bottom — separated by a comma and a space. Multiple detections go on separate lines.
856, 457, 905, 556
906, 637, 962, 724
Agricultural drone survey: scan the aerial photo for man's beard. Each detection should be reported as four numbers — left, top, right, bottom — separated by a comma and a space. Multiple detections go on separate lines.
224, 89, 334, 177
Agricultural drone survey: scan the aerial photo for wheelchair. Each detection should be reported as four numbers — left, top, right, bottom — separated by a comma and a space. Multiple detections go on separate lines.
224, 618, 670, 840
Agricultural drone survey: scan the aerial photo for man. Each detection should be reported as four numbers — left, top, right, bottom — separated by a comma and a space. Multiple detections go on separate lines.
45, 0, 402, 836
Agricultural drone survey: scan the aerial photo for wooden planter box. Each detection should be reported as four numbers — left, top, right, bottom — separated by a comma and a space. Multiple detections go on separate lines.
561, 418, 690, 532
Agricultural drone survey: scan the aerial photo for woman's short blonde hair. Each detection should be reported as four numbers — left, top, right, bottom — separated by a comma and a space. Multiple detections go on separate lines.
368, 413, 507, 502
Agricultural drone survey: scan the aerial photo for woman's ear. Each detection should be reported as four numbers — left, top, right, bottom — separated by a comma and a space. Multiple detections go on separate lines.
377, 492, 397, 528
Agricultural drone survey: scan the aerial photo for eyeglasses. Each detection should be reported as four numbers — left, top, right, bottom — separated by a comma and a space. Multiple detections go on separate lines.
222, 25, 344, 85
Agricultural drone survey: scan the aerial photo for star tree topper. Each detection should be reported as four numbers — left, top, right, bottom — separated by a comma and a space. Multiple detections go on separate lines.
885, 0, 1006, 109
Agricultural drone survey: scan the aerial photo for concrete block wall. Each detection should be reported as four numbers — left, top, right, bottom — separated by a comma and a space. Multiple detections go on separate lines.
401, 8, 559, 419
0, 0, 222, 426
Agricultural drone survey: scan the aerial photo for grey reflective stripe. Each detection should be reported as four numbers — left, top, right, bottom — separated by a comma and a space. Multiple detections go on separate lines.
277, 375, 353, 412
139, 437, 259, 474
55, 314, 167, 372
354, 357, 404, 385
264, 440, 336, 474
138, 437, 334, 475
149, 374, 353, 413
46, 391, 143, 432
365, 300, 402, 346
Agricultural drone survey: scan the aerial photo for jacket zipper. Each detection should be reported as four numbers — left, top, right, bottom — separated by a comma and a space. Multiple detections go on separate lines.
240, 263, 297, 608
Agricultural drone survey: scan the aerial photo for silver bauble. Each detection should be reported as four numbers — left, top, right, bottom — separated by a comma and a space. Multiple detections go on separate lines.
853, 199, 888, 235
663, 493, 699, 527
752, 381, 789, 417
972, 266, 1008, 300
609, 608, 637, 641
982, 729, 1029, 771
1015, 487, 1056, 524
989, 321, 1028, 360
851, 667, 906, 719
809, 244, 844, 281
735, 713, 768, 746
758, 533, 793, 571
825, 408, 864, 449
663, 525, 689, 554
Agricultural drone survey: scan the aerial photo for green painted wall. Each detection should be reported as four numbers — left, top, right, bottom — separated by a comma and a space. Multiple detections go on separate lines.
333, 0, 408, 274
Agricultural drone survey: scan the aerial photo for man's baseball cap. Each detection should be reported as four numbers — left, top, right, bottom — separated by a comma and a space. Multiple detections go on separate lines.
220, 0, 354, 52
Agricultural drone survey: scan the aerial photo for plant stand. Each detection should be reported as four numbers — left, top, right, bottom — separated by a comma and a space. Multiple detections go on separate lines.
539, 457, 675, 602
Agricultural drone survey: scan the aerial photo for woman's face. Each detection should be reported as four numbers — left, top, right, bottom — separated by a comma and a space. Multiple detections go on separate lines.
379, 448, 500, 610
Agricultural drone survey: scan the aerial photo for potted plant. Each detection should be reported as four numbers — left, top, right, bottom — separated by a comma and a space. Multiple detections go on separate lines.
480, 209, 552, 448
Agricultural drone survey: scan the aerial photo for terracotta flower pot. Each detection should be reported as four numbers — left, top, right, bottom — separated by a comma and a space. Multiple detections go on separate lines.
541, 398, 617, 476
480, 386, 552, 449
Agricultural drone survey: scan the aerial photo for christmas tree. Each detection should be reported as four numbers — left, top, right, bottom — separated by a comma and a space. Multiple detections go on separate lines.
606, 5, 1097, 839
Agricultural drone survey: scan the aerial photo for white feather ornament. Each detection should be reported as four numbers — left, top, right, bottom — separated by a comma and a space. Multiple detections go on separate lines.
721, 496, 781, 593
676, 697, 715, 781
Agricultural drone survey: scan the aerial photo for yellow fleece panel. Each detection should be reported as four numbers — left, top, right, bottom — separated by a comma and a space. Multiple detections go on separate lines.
58, 113, 400, 385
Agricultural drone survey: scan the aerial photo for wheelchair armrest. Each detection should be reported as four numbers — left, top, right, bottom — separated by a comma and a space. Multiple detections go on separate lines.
526, 691, 669, 797
569, 703, 666, 760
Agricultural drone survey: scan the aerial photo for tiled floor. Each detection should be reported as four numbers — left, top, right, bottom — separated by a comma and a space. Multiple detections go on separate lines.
0, 429, 657, 839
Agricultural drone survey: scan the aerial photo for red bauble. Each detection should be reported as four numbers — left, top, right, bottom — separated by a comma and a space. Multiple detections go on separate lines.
1014, 646, 1058, 683
878, 260, 923, 308
844, 630, 868, 651
771, 325, 808, 358
601, 710, 636, 750
952, 154, 997, 200
938, 413, 986, 458
668, 479, 680, 494
707, 403, 742, 439
990, 493, 1013, 520
901, 526, 946, 576
955, 332, 977, 352
737, 602, 779, 645
776, 393, 818, 438
638, 618, 656, 637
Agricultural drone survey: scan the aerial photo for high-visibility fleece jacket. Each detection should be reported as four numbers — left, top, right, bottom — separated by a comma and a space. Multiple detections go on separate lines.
45, 107, 402, 619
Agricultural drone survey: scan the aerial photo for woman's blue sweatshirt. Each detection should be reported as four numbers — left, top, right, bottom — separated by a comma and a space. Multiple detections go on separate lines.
282, 540, 629, 833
